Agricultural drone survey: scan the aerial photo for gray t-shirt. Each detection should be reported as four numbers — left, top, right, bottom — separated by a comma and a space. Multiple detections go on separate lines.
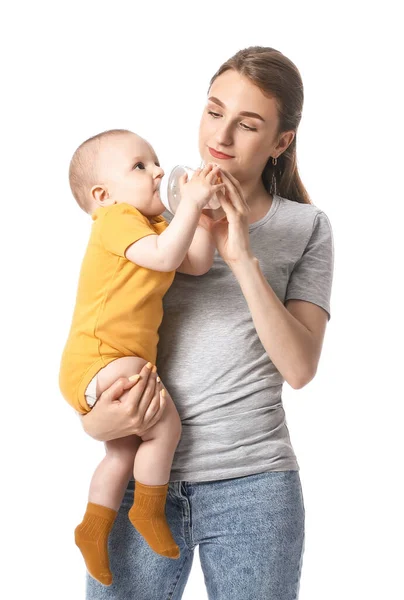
156, 194, 334, 483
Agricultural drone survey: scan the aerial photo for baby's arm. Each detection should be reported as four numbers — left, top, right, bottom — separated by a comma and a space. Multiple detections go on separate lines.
176, 219, 215, 276
125, 200, 202, 272
125, 165, 222, 274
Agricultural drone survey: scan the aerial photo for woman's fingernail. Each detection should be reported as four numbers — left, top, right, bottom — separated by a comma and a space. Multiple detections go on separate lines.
146, 362, 152, 369
161, 389, 166, 397
156, 376, 161, 383
152, 365, 157, 373
129, 374, 140, 382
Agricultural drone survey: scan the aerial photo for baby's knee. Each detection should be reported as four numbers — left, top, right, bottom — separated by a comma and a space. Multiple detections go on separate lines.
105, 436, 141, 464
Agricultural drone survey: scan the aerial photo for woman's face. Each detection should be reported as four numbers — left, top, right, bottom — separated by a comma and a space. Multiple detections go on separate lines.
199, 69, 293, 185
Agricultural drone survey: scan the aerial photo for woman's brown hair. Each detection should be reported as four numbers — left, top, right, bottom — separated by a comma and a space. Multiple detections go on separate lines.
209, 46, 311, 204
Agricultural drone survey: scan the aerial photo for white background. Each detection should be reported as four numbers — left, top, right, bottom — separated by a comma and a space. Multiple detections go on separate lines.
1, 1, 403, 598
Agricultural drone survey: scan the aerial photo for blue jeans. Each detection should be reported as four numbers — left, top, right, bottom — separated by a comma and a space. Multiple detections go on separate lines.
86, 470, 305, 600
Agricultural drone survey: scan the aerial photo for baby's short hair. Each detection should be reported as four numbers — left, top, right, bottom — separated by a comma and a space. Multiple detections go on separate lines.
69, 129, 132, 213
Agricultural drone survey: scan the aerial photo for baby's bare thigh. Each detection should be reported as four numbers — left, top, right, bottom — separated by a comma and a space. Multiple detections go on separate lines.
96, 356, 181, 442
96, 356, 149, 396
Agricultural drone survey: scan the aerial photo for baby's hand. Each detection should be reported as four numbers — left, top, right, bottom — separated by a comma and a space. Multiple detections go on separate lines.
179, 163, 225, 211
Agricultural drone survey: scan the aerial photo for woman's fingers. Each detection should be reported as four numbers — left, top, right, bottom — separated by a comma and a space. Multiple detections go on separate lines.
219, 169, 248, 209
97, 375, 139, 405
212, 183, 226, 194
191, 167, 203, 179
200, 163, 215, 178
205, 164, 221, 183
141, 377, 167, 433
143, 374, 162, 421
219, 171, 243, 205
121, 362, 154, 416
219, 172, 249, 216
135, 365, 158, 417
220, 168, 245, 200
143, 381, 166, 425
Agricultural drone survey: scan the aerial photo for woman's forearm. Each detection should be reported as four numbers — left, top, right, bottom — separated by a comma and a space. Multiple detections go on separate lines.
230, 256, 317, 389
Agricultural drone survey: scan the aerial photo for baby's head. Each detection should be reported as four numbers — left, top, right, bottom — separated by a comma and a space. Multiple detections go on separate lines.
69, 129, 165, 217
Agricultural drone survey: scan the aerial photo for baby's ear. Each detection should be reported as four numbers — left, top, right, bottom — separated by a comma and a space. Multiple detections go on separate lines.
91, 184, 110, 206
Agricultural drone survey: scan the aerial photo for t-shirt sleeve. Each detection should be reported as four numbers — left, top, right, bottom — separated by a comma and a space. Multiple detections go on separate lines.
100, 204, 156, 257
285, 210, 334, 320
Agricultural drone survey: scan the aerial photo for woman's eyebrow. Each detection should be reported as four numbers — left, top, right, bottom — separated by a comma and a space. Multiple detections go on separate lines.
208, 96, 265, 122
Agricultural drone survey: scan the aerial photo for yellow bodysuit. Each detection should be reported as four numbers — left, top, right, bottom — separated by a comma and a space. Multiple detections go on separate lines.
59, 202, 175, 414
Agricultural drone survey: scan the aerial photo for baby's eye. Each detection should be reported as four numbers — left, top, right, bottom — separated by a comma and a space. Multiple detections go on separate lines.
208, 110, 221, 118
133, 162, 145, 170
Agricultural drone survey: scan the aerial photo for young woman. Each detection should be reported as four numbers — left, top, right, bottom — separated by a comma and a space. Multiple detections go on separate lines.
80, 46, 334, 600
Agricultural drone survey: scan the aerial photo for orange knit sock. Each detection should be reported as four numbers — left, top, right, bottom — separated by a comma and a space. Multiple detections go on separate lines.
74, 502, 117, 586
128, 481, 180, 559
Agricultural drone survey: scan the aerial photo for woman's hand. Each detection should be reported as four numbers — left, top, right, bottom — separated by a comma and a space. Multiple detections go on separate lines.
80, 362, 166, 442
209, 169, 254, 267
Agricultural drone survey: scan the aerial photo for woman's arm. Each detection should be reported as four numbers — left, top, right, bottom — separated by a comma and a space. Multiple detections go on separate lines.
81, 362, 166, 441
230, 256, 328, 388
211, 169, 328, 389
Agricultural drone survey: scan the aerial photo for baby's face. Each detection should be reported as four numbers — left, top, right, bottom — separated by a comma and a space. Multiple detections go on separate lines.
98, 133, 165, 217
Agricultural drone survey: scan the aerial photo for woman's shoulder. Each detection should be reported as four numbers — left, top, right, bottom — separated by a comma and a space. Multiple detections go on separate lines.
277, 195, 331, 230
278, 195, 324, 215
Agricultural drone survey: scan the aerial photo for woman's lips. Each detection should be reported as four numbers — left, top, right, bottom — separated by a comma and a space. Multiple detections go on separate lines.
208, 147, 234, 160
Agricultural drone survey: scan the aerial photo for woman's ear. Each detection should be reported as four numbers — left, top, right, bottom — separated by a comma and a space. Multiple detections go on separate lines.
273, 130, 295, 158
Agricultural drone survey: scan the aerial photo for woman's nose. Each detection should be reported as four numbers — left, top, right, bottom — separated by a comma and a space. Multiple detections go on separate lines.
215, 123, 233, 147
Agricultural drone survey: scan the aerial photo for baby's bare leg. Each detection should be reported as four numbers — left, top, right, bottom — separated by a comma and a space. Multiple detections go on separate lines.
87, 356, 148, 511
75, 358, 149, 584
128, 387, 181, 559
75, 357, 180, 580
88, 357, 181, 560
89, 435, 141, 510
134, 387, 182, 484
92, 356, 181, 493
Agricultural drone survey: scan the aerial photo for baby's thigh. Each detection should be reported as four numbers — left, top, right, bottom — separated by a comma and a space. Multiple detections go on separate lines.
96, 356, 148, 397
97, 356, 181, 443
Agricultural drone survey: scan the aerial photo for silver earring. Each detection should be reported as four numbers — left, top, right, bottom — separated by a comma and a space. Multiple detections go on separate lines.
270, 157, 277, 196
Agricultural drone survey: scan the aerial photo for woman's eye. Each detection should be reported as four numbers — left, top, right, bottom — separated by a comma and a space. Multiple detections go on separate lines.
208, 110, 221, 118
133, 162, 145, 170
240, 123, 257, 132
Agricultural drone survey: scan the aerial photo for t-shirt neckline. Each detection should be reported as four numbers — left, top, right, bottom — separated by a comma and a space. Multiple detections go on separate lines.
249, 194, 280, 231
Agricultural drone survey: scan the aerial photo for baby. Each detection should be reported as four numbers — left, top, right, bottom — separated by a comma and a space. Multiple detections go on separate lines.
59, 129, 224, 585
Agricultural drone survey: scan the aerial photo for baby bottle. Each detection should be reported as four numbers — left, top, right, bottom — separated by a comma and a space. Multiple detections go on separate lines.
165, 164, 222, 214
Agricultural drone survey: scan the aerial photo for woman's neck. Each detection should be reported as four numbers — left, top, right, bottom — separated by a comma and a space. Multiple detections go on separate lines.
205, 178, 273, 224
242, 179, 273, 225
